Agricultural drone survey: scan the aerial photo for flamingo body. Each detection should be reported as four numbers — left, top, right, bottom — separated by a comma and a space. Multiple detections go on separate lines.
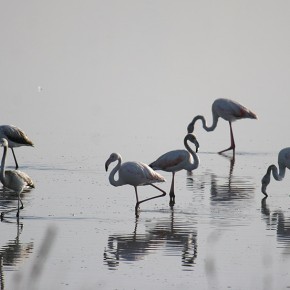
187, 98, 257, 153
149, 134, 200, 206
105, 153, 166, 216
116, 161, 165, 187
0, 138, 34, 219
261, 147, 290, 196
0, 125, 34, 169
150, 150, 193, 173
211, 98, 257, 122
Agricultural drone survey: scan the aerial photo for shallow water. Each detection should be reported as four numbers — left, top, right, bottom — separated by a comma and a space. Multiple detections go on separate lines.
1, 150, 290, 290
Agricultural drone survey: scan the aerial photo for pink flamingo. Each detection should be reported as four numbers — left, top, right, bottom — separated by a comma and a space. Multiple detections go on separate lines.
0, 125, 34, 169
149, 133, 200, 206
105, 153, 166, 216
0, 138, 34, 220
187, 98, 257, 154
261, 148, 290, 197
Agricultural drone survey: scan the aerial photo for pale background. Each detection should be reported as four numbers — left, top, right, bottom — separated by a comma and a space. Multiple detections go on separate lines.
0, 1, 290, 290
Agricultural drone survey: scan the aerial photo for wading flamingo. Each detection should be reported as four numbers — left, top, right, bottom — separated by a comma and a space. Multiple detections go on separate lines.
261, 147, 290, 197
0, 125, 34, 169
0, 138, 34, 220
149, 133, 200, 206
105, 153, 166, 216
187, 98, 257, 154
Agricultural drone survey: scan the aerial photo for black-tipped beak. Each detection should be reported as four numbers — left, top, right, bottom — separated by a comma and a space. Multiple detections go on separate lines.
195, 141, 200, 153
105, 161, 109, 172
261, 187, 268, 197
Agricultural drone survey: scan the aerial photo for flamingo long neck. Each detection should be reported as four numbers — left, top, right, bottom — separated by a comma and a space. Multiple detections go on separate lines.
109, 157, 124, 187
268, 164, 285, 181
0, 145, 7, 185
184, 138, 200, 170
192, 111, 219, 132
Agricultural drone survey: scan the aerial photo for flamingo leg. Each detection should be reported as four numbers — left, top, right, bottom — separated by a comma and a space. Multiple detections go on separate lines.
135, 184, 166, 217
11, 148, 19, 169
16, 191, 24, 218
134, 187, 140, 214
1, 207, 19, 221
169, 172, 175, 207
1, 192, 24, 221
218, 122, 236, 154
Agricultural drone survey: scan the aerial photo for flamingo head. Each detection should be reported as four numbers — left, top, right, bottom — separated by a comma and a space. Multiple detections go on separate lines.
0, 138, 8, 148
187, 134, 199, 153
105, 153, 121, 171
261, 173, 270, 197
187, 122, 194, 134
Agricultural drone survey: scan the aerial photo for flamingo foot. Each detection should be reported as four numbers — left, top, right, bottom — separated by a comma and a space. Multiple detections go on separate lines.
169, 192, 175, 207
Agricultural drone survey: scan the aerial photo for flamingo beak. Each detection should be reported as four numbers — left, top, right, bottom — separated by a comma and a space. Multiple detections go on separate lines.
195, 140, 200, 153
105, 160, 110, 171
261, 184, 268, 197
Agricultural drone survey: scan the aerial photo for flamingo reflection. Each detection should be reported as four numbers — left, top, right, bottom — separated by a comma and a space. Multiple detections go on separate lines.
104, 210, 197, 270
261, 198, 290, 254
0, 187, 32, 221
0, 221, 33, 290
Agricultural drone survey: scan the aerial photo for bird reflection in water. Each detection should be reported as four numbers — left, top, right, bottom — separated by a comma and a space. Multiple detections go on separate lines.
210, 154, 250, 201
103, 210, 197, 270
0, 220, 33, 290
0, 186, 32, 221
261, 197, 290, 254
187, 154, 255, 201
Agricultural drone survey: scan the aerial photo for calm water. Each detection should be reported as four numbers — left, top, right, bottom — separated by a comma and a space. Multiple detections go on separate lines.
1, 1, 290, 289
1, 148, 290, 290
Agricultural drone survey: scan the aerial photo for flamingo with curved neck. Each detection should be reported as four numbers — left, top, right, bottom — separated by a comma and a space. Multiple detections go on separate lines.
0, 138, 34, 220
187, 98, 257, 154
261, 147, 290, 197
105, 153, 166, 216
149, 133, 200, 206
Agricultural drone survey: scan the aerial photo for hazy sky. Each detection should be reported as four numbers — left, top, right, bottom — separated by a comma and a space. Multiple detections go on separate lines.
0, 1, 289, 158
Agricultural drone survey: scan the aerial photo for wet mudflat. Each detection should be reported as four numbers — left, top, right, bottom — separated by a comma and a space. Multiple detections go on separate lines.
1, 149, 290, 290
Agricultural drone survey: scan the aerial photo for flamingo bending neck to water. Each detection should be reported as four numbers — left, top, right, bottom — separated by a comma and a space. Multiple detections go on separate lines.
0, 125, 34, 169
149, 133, 200, 206
187, 98, 257, 154
105, 153, 166, 216
261, 147, 290, 197
0, 138, 34, 220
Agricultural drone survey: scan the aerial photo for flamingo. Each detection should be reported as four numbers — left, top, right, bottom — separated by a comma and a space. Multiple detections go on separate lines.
0, 125, 34, 169
0, 138, 35, 220
261, 147, 290, 197
187, 98, 257, 154
149, 133, 200, 206
105, 153, 166, 216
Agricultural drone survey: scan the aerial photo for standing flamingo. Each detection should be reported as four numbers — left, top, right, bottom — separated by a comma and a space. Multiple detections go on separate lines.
105, 153, 166, 216
187, 98, 257, 154
261, 147, 290, 197
0, 138, 35, 220
0, 125, 34, 169
149, 133, 200, 206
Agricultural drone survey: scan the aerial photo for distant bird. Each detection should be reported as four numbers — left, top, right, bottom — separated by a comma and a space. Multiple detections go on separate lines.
187, 98, 257, 154
105, 153, 166, 216
261, 148, 290, 197
149, 133, 200, 206
0, 138, 35, 220
0, 125, 34, 169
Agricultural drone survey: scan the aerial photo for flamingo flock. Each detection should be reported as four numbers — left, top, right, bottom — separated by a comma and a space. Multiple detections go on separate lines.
0, 98, 288, 219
